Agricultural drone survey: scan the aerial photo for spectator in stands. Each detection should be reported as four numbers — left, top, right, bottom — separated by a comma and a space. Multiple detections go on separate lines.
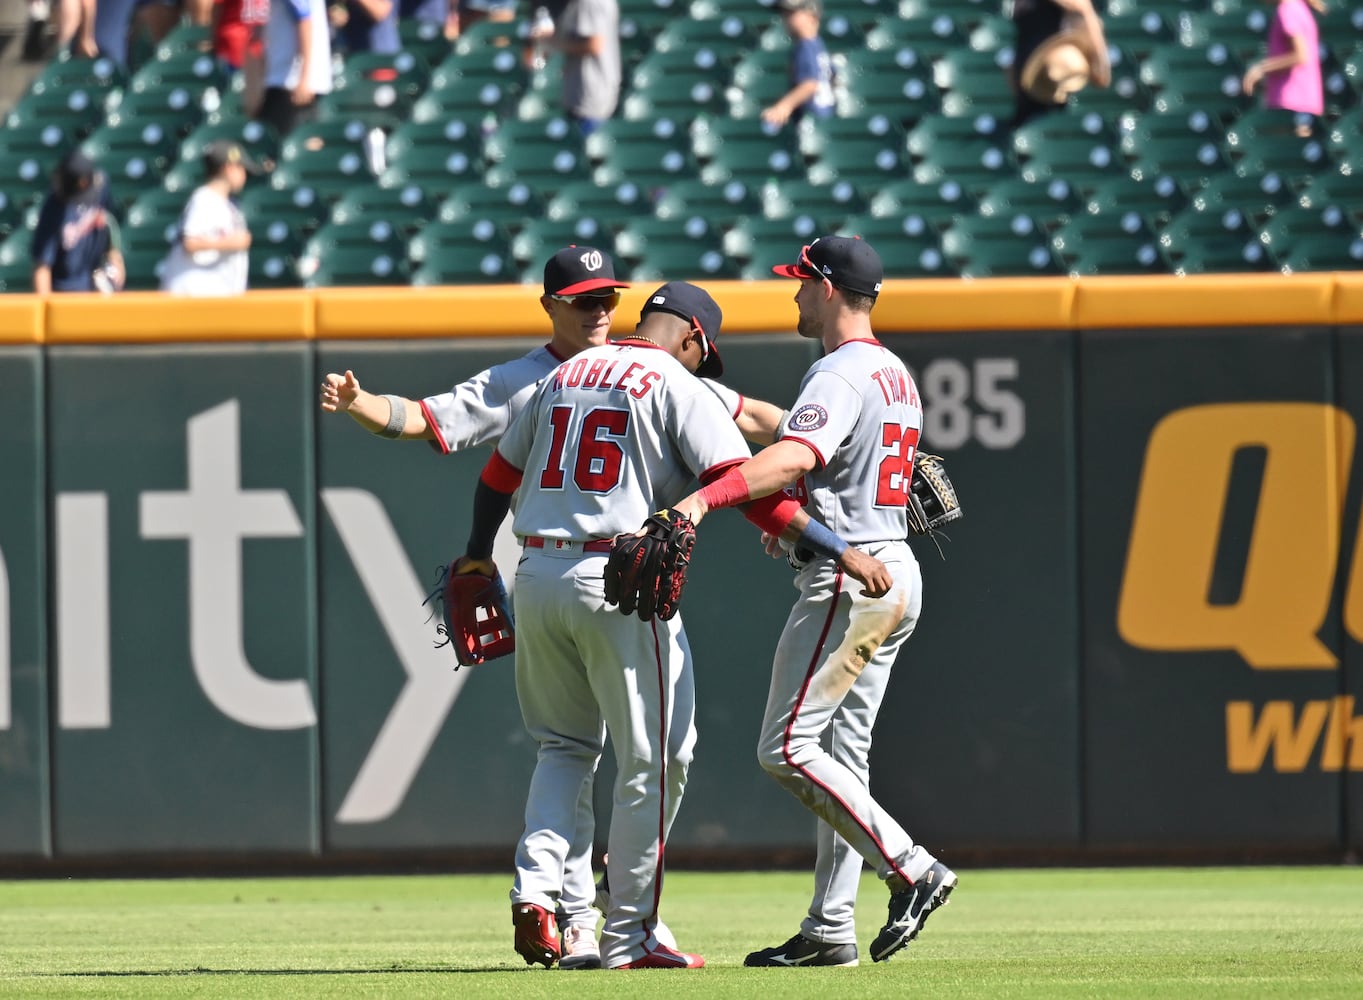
331, 0, 400, 55
212, 0, 270, 117
48, 0, 98, 59
1242, 0, 1325, 137
93, 0, 138, 67
528, 0, 620, 135
455, 0, 515, 37
1011, 0, 1111, 127
258, 0, 333, 136
160, 140, 258, 296
761, 0, 835, 128
30, 149, 125, 295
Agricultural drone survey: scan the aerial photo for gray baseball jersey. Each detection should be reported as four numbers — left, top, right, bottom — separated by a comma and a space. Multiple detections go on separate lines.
417, 343, 740, 944
760, 338, 939, 945
494, 341, 747, 967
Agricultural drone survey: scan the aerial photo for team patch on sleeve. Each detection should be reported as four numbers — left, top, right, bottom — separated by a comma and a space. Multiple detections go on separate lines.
787, 403, 829, 433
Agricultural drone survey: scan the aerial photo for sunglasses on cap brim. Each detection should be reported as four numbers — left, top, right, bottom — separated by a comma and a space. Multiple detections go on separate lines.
551, 291, 622, 309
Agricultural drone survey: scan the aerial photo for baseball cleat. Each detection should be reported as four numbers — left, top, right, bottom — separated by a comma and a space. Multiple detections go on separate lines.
614, 943, 706, 969
745, 932, 859, 967
870, 861, 957, 963
559, 925, 603, 971
511, 902, 560, 968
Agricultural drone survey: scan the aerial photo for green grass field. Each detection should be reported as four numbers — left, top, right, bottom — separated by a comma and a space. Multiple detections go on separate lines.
2, 867, 1361, 998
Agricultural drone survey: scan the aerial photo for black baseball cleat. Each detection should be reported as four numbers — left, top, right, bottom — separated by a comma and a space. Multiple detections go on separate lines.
870, 861, 957, 963
745, 932, 859, 967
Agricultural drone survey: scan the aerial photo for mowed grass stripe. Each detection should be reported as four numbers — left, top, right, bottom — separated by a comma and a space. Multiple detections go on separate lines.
1, 868, 1360, 998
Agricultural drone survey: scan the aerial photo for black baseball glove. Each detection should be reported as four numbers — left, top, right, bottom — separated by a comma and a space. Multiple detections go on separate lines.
907, 452, 964, 536
603, 508, 697, 621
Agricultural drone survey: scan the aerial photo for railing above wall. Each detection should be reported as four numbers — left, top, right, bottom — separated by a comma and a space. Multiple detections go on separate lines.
4, 273, 1363, 346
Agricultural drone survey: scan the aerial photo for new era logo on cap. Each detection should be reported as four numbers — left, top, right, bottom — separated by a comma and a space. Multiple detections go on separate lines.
772, 235, 884, 298
640, 281, 725, 377
543, 245, 630, 296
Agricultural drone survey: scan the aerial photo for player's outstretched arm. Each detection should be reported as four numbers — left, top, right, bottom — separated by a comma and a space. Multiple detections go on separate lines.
779, 508, 892, 598
319, 369, 432, 439
733, 397, 787, 447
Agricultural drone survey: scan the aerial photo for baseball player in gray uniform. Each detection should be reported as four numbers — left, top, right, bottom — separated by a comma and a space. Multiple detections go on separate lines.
320, 256, 784, 969
673, 236, 957, 967
455, 284, 893, 970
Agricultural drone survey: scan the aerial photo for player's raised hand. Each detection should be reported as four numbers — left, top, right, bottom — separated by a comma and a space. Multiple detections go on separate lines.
320, 370, 361, 413
838, 548, 893, 599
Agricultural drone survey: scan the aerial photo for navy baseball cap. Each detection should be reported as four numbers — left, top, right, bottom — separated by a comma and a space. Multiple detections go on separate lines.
773, 235, 884, 298
203, 139, 263, 177
641, 281, 724, 377
543, 245, 630, 296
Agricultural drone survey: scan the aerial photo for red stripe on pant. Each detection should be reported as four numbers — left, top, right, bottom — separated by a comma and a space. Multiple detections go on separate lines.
780, 566, 912, 884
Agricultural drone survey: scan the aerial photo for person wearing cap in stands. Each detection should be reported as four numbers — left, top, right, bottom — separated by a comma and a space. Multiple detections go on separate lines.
671, 235, 958, 969
762, 0, 836, 127
30, 147, 124, 294
319, 253, 787, 970
1011, 0, 1111, 127
161, 140, 262, 296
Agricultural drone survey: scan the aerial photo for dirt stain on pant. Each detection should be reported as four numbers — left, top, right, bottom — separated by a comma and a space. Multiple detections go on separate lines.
807, 592, 908, 703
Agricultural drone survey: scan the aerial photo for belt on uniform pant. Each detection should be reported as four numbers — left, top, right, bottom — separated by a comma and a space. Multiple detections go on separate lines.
523, 536, 614, 552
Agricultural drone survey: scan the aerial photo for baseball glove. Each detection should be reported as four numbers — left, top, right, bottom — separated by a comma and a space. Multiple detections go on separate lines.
423, 561, 515, 668
603, 508, 697, 622
907, 452, 964, 537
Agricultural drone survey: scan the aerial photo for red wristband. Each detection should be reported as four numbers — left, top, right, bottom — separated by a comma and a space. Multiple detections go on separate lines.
698, 466, 751, 510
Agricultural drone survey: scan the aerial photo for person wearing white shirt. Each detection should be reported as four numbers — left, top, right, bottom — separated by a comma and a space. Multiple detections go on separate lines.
160, 140, 258, 297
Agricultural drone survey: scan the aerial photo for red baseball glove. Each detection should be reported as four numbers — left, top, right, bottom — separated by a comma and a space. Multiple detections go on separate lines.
424, 560, 515, 668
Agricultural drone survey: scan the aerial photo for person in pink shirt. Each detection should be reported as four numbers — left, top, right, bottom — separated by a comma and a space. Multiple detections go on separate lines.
1242, 0, 1325, 135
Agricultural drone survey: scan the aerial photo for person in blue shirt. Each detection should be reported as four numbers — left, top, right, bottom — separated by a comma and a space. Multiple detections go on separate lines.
333, 0, 401, 55
762, 0, 835, 127
30, 149, 125, 294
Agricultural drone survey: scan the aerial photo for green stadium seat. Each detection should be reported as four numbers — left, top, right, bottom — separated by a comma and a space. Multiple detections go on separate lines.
378, 138, 484, 194
1058, 238, 1173, 276
411, 244, 519, 286
727, 48, 794, 118
867, 178, 975, 231
329, 182, 434, 234
587, 120, 700, 187
1223, 115, 1332, 182
1013, 114, 1124, 186
277, 120, 380, 194
614, 216, 721, 265
151, 21, 211, 61
1067, 47, 1154, 115
1278, 233, 1363, 274
722, 215, 826, 263
1257, 205, 1361, 259
837, 48, 940, 125
509, 218, 612, 270
906, 112, 1007, 156
249, 214, 309, 264
0, 228, 33, 270
5, 79, 107, 134
118, 241, 168, 291
1141, 43, 1250, 118
436, 182, 546, 227
839, 214, 955, 276
1295, 169, 1363, 213
451, 17, 522, 56
910, 127, 1015, 193
977, 177, 1084, 229
761, 178, 870, 226
653, 178, 764, 222
940, 213, 1064, 277
625, 49, 731, 118
426, 48, 528, 115
398, 17, 454, 66
819, 14, 869, 54
126, 188, 188, 236
410, 218, 514, 268
932, 46, 1013, 115
128, 47, 228, 95
1166, 235, 1281, 275
104, 81, 209, 139
803, 114, 910, 186
0, 255, 34, 293
323, 51, 430, 130
0, 189, 25, 241
1051, 210, 1158, 254
298, 244, 411, 287
1, 120, 83, 173
1125, 133, 1232, 188
1158, 204, 1266, 271
25, 53, 125, 94
625, 244, 742, 282
544, 180, 653, 222
690, 117, 803, 184
483, 117, 592, 191
652, 14, 758, 55
1323, 107, 1363, 168
1177, 8, 1268, 61
1191, 171, 1296, 223
864, 13, 967, 61
80, 120, 181, 190
967, 14, 1013, 53
1100, 11, 1177, 58
247, 243, 303, 289
386, 116, 487, 170
1320, 45, 1363, 116
238, 184, 332, 237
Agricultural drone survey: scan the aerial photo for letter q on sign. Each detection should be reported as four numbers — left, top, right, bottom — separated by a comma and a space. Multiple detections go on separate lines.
580, 249, 604, 271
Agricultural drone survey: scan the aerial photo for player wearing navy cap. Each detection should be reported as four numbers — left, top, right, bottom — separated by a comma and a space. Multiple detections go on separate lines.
674, 236, 958, 967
